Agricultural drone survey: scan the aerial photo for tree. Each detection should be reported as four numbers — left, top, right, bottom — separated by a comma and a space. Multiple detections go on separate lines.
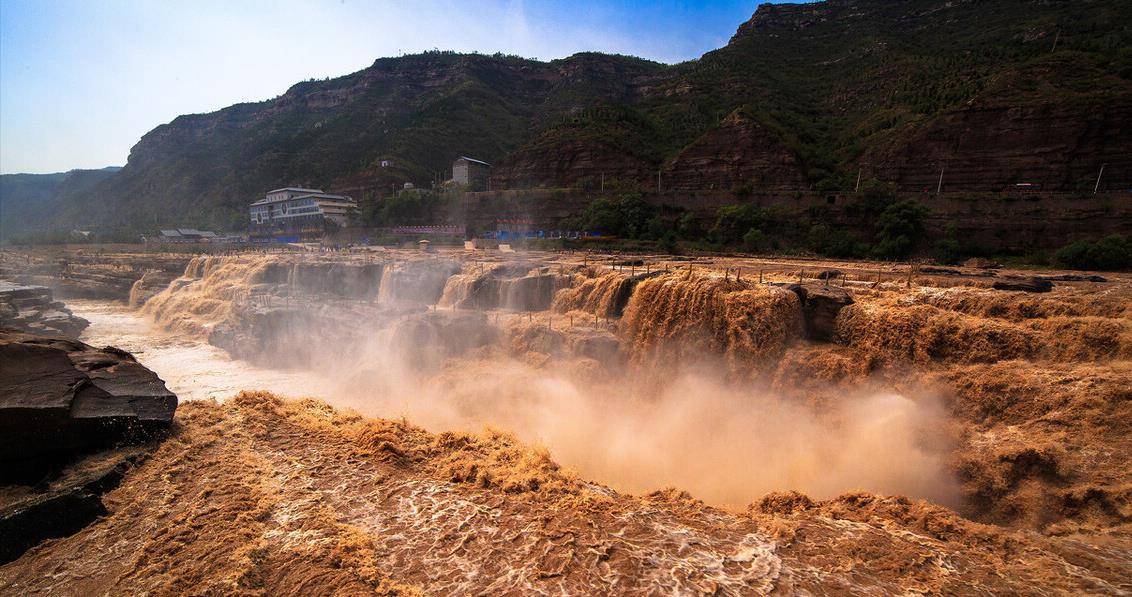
935, 222, 962, 264
743, 228, 767, 252
1055, 235, 1131, 271
872, 199, 929, 260
677, 212, 703, 239
575, 192, 657, 239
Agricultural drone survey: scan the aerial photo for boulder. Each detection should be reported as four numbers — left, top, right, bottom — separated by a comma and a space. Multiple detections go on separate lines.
1037, 273, 1108, 283
785, 283, 854, 342
390, 311, 499, 371
0, 329, 177, 482
992, 276, 1054, 293
920, 266, 963, 275
0, 447, 148, 564
964, 257, 1002, 269
815, 269, 842, 280
0, 281, 88, 337
127, 270, 175, 308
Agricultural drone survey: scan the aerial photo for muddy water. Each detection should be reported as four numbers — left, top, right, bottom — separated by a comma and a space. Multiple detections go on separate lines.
70, 299, 330, 401
68, 296, 958, 509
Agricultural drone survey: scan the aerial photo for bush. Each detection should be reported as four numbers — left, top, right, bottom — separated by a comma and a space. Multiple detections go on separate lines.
935, 237, 963, 264
872, 199, 929, 260
360, 189, 456, 226
934, 223, 962, 264
574, 192, 657, 239
677, 212, 704, 240
645, 216, 668, 240
743, 228, 768, 252
808, 223, 867, 258
710, 203, 785, 245
846, 180, 899, 216
1054, 235, 1132, 271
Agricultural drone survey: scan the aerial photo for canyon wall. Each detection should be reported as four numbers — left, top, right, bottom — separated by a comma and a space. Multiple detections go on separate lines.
5, 0, 1129, 237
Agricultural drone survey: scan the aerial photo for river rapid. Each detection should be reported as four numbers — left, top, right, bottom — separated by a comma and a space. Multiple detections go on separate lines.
70, 299, 330, 402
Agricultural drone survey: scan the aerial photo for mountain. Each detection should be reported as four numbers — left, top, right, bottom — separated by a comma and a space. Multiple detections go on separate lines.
0, 168, 121, 241
6, 0, 1132, 235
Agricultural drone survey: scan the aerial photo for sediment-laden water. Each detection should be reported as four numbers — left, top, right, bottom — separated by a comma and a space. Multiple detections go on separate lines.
4, 250, 1130, 594
70, 299, 330, 401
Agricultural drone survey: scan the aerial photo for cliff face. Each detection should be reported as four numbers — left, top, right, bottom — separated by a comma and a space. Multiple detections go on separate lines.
867, 100, 1132, 192
490, 139, 656, 190
661, 111, 807, 192
6, 0, 1131, 235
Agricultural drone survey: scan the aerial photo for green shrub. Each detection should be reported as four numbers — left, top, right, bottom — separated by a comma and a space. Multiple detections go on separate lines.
872, 199, 929, 260
808, 223, 867, 258
934, 223, 962, 264
677, 212, 704, 239
573, 192, 657, 239
1054, 235, 1132, 271
710, 203, 785, 245
743, 228, 768, 252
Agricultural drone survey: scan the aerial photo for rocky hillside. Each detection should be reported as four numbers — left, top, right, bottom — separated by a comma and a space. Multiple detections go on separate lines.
5, 0, 1130, 235
0, 168, 120, 241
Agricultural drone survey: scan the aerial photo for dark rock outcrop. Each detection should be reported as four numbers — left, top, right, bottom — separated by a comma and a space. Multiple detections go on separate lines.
992, 277, 1054, 293
0, 329, 177, 482
0, 253, 190, 301
786, 283, 854, 342
390, 311, 499, 371
815, 269, 843, 281
0, 447, 148, 564
1038, 273, 1108, 283
0, 281, 88, 337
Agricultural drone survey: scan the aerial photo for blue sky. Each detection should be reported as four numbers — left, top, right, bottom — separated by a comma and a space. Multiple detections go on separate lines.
0, 0, 788, 174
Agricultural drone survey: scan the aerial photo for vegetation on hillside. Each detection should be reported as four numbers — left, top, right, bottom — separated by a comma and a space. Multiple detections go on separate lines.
3, 0, 1129, 253
1055, 235, 1132, 271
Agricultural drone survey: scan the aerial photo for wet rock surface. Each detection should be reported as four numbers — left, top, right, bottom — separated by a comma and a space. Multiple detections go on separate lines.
0, 252, 190, 301
786, 283, 854, 342
391, 311, 500, 371
0, 329, 177, 481
0, 447, 149, 564
993, 276, 1054, 293
0, 282, 89, 338
1, 248, 1130, 591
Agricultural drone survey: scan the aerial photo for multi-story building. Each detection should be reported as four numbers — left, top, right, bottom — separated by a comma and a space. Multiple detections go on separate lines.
452, 156, 490, 191
249, 187, 356, 239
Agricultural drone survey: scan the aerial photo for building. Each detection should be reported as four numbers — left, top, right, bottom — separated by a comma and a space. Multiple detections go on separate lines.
153, 228, 220, 243
452, 156, 490, 191
249, 187, 356, 239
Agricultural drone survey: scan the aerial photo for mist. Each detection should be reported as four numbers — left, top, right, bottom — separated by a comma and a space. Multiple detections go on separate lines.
119, 254, 963, 509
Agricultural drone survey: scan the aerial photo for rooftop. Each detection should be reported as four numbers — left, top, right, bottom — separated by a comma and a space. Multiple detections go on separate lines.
251, 192, 356, 206
456, 156, 490, 167
266, 187, 325, 195
176, 228, 217, 237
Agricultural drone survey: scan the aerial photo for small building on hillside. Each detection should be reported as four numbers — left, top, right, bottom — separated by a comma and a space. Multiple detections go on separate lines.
452, 156, 490, 191
249, 187, 356, 240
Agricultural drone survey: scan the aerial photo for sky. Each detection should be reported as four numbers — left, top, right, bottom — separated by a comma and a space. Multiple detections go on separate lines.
0, 0, 787, 174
